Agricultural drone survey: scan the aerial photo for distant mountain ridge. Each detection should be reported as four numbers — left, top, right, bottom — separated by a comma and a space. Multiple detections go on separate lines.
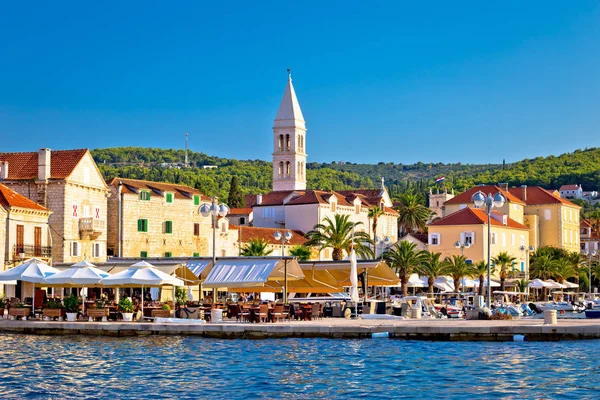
91, 147, 600, 200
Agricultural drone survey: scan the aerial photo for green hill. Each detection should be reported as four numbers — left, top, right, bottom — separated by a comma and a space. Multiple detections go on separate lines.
91, 147, 600, 202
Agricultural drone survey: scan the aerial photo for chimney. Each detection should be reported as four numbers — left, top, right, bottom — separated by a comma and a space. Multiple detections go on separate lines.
38, 148, 51, 181
0, 161, 8, 180
498, 183, 508, 191
521, 185, 527, 201
256, 194, 263, 205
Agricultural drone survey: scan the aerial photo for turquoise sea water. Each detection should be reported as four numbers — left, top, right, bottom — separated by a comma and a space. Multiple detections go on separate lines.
0, 334, 598, 399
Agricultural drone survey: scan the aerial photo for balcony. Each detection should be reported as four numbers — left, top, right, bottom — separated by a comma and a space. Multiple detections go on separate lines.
13, 244, 52, 259
79, 218, 104, 240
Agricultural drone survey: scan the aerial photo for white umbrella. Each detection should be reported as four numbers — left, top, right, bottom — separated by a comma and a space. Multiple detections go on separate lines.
0, 258, 59, 314
562, 280, 579, 289
434, 276, 455, 292
545, 279, 566, 289
459, 277, 477, 289
349, 249, 359, 318
473, 278, 501, 288
407, 273, 426, 288
101, 260, 184, 318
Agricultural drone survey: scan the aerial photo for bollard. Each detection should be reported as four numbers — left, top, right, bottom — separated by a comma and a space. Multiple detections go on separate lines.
411, 306, 422, 319
543, 309, 557, 325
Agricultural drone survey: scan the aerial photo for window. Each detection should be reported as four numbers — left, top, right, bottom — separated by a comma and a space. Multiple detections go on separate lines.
521, 261, 525, 272
71, 242, 80, 257
140, 251, 148, 258
355, 204, 360, 214
137, 219, 149, 232
278, 162, 284, 177
461, 232, 475, 245
193, 252, 199, 257
194, 195, 200, 206
140, 191, 151, 201
165, 252, 172, 258
570, 229, 573, 244
429, 233, 440, 246
278, 135, 283, 151
83, 167, 90, 184
286, 134, 291, 151
239, 217, 246, 225
520, 235, 525, 246
194, 223, 200, 236
501, 233, 506, 247
221, 220, 228, 233
165, 220, 173, 234
563, 229, 567, 243
544, 209, 551, 221
511, 234, 515, 246
285, 161, 291, 176
221, 249, 227, 256
165, 193, 173, 203
93, 243, 101, 258
491, 233, 496, 245
331, 202, 337, 212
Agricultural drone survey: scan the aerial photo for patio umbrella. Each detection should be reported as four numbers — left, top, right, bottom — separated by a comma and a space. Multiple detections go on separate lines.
561, 281, 579, 289
101, 260, 184, 318
528, 279, 551, 289
349, 248, 359, 317
473, 278, 501, 288
0, 258, 59, 314
45, 259, 110, 314
408, 273, 426, 288
545, 279, 566, 289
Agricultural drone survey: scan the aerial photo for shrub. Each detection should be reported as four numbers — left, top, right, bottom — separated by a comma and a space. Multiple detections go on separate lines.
118, 297, 134, 313
63, 294, 80, 313
161, 303, 171, 311
46, 300, 63, 309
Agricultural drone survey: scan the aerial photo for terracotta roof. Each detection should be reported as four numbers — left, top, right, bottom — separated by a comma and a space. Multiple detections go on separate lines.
0, 183, 49, 212
559, 185, 581, 191
229, 207, 253, 215
508, 186, 581, 208
245, 191, 303, 206
109, 177, 208, 201
0, 149, 88, 180
336, 189, 383, 204
444, 185, 525, 206
399, 233, 428, 244
428, 207, 527, 230
384, 206, 399, 215
286, 191, 329, 206
233, 225, 307, 246
581, 219, 592, 228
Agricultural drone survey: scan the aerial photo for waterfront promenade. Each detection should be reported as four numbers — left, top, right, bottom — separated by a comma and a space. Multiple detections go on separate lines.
2, 318, 600, 341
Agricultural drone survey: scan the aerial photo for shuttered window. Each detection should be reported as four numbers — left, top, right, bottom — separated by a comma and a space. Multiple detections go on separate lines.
137, 219, 149, 232
165, 193, 173, 203
165, 221, 173, 234
194, 195, 200, 206
140, 251, 148, 258
140, 191, 151, 201
165, 252, 172, 258
193, 252, 199, 257
194, 223, 200, 236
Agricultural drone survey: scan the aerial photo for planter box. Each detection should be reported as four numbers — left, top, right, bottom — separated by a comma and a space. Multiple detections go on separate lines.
87, 308, 109, 318
43, 309, 64, 318
9, 308, 31, 318
151, 309, 171, 318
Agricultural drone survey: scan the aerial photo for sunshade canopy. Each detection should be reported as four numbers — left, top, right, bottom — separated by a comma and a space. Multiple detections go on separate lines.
92, 260, 200, 284
0, 258, 59, 283
45, 260, 110, 287
528, 278, 551, 288
306, 260, 400, 287
561, 280, 579, 289
407, 273, 427, 288
203, 258, 303, 289
185, 260, 213, 278
101, 261, 184, 287
545, 279, 566, 289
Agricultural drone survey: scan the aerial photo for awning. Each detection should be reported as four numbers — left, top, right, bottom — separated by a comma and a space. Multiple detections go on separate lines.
229, 266, 342, 293
185, 260, 213, 278
95, 263, 200, 284
303, 260, 400, 287
203, 258, 303, 289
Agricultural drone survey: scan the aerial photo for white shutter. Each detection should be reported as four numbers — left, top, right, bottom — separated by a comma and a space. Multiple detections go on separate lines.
470, 232, 475, 245
460, 232, 465, 244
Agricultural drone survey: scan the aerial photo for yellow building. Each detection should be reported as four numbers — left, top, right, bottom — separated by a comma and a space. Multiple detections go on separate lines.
428, 207, 530, 276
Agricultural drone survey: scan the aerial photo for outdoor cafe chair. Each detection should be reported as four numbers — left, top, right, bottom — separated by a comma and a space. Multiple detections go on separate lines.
311, 304, 322, 320
258, 304, 269, 323
272, 304, 285, 322
282, 304, 291, 321
239, 305, 250, 322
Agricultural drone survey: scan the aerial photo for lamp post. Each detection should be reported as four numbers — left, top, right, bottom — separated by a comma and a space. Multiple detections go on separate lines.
585, 250, 597, 294
454, 241, 471, 256
472, 191, 505, 308
199, 197, 229, 302
375, 236, 391, 300
519, 245, 535, 296
274, 230, 293, 304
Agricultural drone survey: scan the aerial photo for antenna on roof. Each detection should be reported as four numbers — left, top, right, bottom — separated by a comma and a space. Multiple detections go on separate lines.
287, 68, 291, 80
185, 132, 189, 166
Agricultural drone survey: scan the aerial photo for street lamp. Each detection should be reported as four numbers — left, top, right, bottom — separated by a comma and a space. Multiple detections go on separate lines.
454, 241, 471, 256
519, 245, 535, 296
472, 190, 505, 308
274, 230, 293, 304
199, 197, 229, 301
584, 250, 597, 294
375, 236, 392, 261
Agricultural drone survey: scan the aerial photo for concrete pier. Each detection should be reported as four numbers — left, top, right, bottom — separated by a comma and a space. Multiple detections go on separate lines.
2, 318, 600, 341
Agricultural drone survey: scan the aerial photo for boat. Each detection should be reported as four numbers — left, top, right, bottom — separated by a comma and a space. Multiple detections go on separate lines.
535, 302, 586, 313
585, 310, 600, 319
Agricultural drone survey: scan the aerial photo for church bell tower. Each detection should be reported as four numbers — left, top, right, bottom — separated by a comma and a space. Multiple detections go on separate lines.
272, 70, 307, 191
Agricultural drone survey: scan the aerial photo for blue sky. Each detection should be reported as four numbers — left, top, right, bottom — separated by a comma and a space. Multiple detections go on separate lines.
1, 2, 598, 164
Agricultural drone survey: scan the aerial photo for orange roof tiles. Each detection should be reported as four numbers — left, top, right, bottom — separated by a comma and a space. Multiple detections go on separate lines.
508, 186, 581, 207
559, 184, 580, 191
581, 219, 592, 228
429, 207, 527, 230
0, 149, 88, 180
233, 225, 307, 246
229, 207, 253, 215
245, 191, 302, 206
109, 177, 208, 201
0, 183, 49, 212
444, 185, 525, 206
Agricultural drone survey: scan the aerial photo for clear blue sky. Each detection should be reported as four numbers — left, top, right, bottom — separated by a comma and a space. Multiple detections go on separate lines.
1, 2, 599, 164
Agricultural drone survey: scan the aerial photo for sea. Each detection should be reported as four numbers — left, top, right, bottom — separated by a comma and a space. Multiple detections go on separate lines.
0, 334, 598, 399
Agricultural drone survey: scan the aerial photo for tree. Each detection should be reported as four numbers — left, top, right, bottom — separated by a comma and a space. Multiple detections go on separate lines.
491, 251, 517, 292
443, 255, 471, 294
417, 251, 447, 295
227, 176, 245, 208
383, 241, 427, 296
471, 260, 496, 296
305, 214, 373, 260
289, 245, 311, 261
530, 254, 558, 280
396, 193, 431, 235
553, 257, 577, 284
240, 238, 273, 256
368, 206, 383, 255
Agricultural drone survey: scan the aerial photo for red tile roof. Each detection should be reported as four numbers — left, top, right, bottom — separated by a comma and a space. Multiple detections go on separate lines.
245, 191, 303, 206
229, 207, 253, 215
508, 186, 581, 207
428, 207, 527, 230
0, 149, 88, 180
232, 225, 307, 246
109, 177, 208, 201
0, 183, 49, 212
581, 219, 592, 228
559, 184, 580, 191
336, 189, 383, 205
444, 185, 525, 206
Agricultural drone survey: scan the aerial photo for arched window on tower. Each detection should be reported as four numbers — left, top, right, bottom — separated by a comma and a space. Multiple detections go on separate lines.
286, 161, 291, 176
301, 162, 304, 177
297, 161, 301, 177
278, 135, 283, 151
278, 162, 284, 177
300, 136, 304, 151
286, 134, 291, 151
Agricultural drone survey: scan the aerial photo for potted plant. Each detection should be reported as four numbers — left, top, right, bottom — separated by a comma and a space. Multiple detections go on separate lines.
43, 300, 64, 319
9, 303, 31, 319
118, 297, 134, 321
63, 294, 80, 322
152, 303, 171, 318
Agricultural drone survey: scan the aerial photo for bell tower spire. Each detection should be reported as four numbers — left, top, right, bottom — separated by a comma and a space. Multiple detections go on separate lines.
272, 70, 307, 191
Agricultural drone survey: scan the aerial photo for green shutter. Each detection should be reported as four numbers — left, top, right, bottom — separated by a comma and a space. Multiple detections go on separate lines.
137, 219, 142, 232
165, 252, 172, 258
166, 193, 173, 203
140, 251, 148, 258
165, 221, 173, 234
193, 252, 199, 257
138, 219, 148, 232
194, 195, 200, 206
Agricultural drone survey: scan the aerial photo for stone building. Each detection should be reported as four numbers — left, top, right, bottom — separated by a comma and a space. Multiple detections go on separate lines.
107, 178, 213, 258
0, 183, 53, 297
0, 149, 109, 263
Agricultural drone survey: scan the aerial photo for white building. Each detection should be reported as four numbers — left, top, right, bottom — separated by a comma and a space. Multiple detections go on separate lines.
559, 184, 583, 199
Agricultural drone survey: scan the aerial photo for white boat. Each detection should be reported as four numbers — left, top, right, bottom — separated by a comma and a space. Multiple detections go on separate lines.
536, 302, 586, 313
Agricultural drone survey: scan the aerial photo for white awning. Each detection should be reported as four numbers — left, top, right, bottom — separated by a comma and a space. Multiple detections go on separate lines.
203, 258, 303, 289
186, 260, 212, 277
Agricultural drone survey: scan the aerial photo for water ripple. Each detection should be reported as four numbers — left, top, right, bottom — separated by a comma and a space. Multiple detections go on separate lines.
0, 334, 598, 399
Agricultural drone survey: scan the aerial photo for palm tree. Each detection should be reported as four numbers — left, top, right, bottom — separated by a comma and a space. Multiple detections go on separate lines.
553, 257, 577, 284
471, 260, 496, 296
566, 251, 586, 285
368, 206, 383, 255
240, 238, 273, 256
515, 279, 530, 294
491, 251, 517, 292
305, 214, 373, 260
417, 251, 447, 295
396, 193, 430, 236
530, 254, 558, 299
443, 255, 471, 294
383, 241, 427, 296
289, 245, 311, 261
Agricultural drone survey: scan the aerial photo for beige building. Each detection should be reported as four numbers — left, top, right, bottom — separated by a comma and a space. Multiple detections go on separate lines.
107, 178, 213, 258
0, 149, 109, 263
217, 223, 308, 257
428, 188, 454, 220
